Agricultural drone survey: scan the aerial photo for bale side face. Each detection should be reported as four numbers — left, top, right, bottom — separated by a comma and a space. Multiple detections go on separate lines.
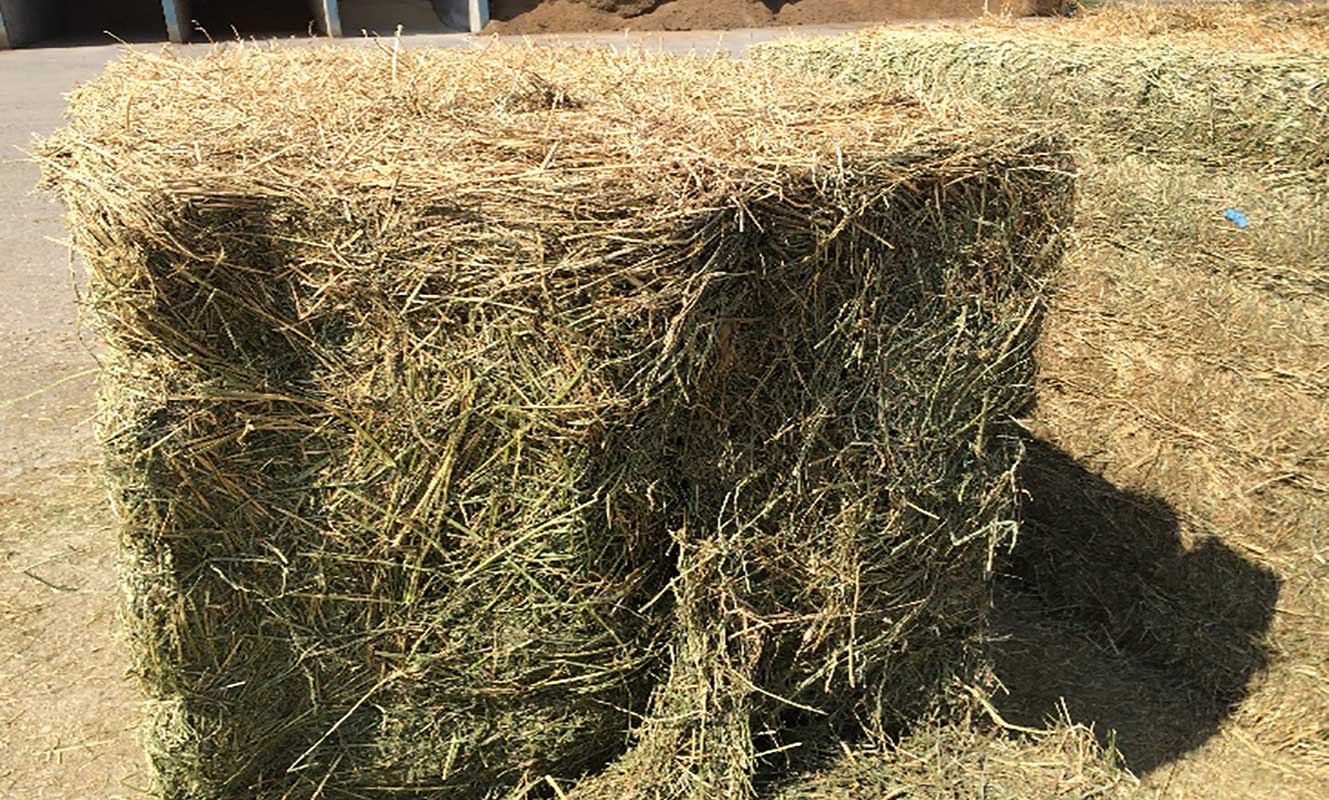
39, 46, 1071, 799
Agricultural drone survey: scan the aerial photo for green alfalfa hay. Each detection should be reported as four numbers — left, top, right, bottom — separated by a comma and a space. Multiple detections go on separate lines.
1074, 151, 1329, 298
753, 26, 1329, 297
38, 43, 1073, 800
752, 28, 1329, 182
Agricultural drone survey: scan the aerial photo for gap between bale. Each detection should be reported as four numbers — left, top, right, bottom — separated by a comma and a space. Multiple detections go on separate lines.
38, 43, 1073, 800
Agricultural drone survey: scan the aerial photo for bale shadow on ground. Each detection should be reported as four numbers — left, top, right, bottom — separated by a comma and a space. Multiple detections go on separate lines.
991, 438, 1280, 776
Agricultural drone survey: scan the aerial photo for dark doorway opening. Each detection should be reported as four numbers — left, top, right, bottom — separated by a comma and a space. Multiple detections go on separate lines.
340, 0, 461, 37
189, 0, 320, 40
5, 0, 168, 48
62, 0, 166, 42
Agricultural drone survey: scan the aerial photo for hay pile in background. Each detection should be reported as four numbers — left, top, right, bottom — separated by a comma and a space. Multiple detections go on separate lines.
758, 6, 1329, 797
1000, 0, 1329, 51
38, 45, 1072, 799
755, 23, 1329, 178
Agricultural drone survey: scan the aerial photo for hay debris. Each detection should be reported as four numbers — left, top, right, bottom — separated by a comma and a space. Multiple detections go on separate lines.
772, 712, 1136, 800
38, 44, 1072, 799
1001, 1, 1329, 52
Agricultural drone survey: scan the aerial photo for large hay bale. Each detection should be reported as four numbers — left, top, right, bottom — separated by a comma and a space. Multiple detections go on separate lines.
753, 27, 1329, 179
38, 45, 1071, 799
1018, 1, 1329, 52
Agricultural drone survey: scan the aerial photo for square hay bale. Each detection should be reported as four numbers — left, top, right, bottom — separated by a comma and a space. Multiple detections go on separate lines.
38, 45, 1071, 799
753, 27, 1329, 181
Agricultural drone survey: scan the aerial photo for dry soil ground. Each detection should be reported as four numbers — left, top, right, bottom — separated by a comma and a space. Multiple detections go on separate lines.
0, 43, 146, 800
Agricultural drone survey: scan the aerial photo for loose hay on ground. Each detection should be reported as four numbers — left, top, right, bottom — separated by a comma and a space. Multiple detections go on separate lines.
773, 713, 1136, 800
37, 44, 1073, 799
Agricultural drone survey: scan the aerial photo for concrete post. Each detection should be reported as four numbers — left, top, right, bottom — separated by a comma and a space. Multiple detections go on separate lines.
161, 0, 189, 43
468, 0, 488, 33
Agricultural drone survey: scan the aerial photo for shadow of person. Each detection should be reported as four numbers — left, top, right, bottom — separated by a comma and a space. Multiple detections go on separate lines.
990, 437, 1280, 776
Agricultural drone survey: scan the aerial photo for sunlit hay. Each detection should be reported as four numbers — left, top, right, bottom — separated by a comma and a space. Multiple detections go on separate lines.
758, 7, 1329, 790
770, 710, 1136, 800
753, 27, 1329, 181
990, 1, 1329, 52
38, 44, 1072, 800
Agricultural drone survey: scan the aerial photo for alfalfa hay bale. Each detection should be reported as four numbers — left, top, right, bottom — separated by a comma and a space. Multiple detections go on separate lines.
752, 28, 1329, 180
37, 45, 1072, 799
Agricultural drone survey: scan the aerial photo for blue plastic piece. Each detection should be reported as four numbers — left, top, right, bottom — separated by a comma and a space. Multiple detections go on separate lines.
1225, 208, 1249, 229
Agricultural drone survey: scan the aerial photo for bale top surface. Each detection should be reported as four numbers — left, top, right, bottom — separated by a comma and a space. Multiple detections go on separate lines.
988, 0, 1329, 53
752, 20, 1329, 179
42, 44, 1039, 234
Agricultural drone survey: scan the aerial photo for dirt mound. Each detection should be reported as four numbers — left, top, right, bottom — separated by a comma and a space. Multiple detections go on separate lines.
487, 0, 1047, 35
572, 0, 667, 16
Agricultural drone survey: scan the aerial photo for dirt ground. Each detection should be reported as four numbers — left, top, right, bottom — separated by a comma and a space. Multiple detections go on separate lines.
0, 41, 150, 800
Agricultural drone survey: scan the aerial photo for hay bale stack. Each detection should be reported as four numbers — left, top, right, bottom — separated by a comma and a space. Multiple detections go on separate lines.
38, 45, 1071, 799
756, 10, 1329, 790
1017, 1, 1329, 51
753, 28, 1329, 179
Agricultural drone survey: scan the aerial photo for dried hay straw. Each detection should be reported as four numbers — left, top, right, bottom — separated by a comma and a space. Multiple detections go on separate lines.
1006, 1, 1329, 52
1074, 151, 1329, 299
757, 7, 1329, 792
37, 43, 1073, 799
772, 710, 1136, 800
752, 22, 1329, 180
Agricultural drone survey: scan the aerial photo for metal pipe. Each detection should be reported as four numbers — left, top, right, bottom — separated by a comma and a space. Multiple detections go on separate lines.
311, 0, 342, 37
468, 0, 488, 33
